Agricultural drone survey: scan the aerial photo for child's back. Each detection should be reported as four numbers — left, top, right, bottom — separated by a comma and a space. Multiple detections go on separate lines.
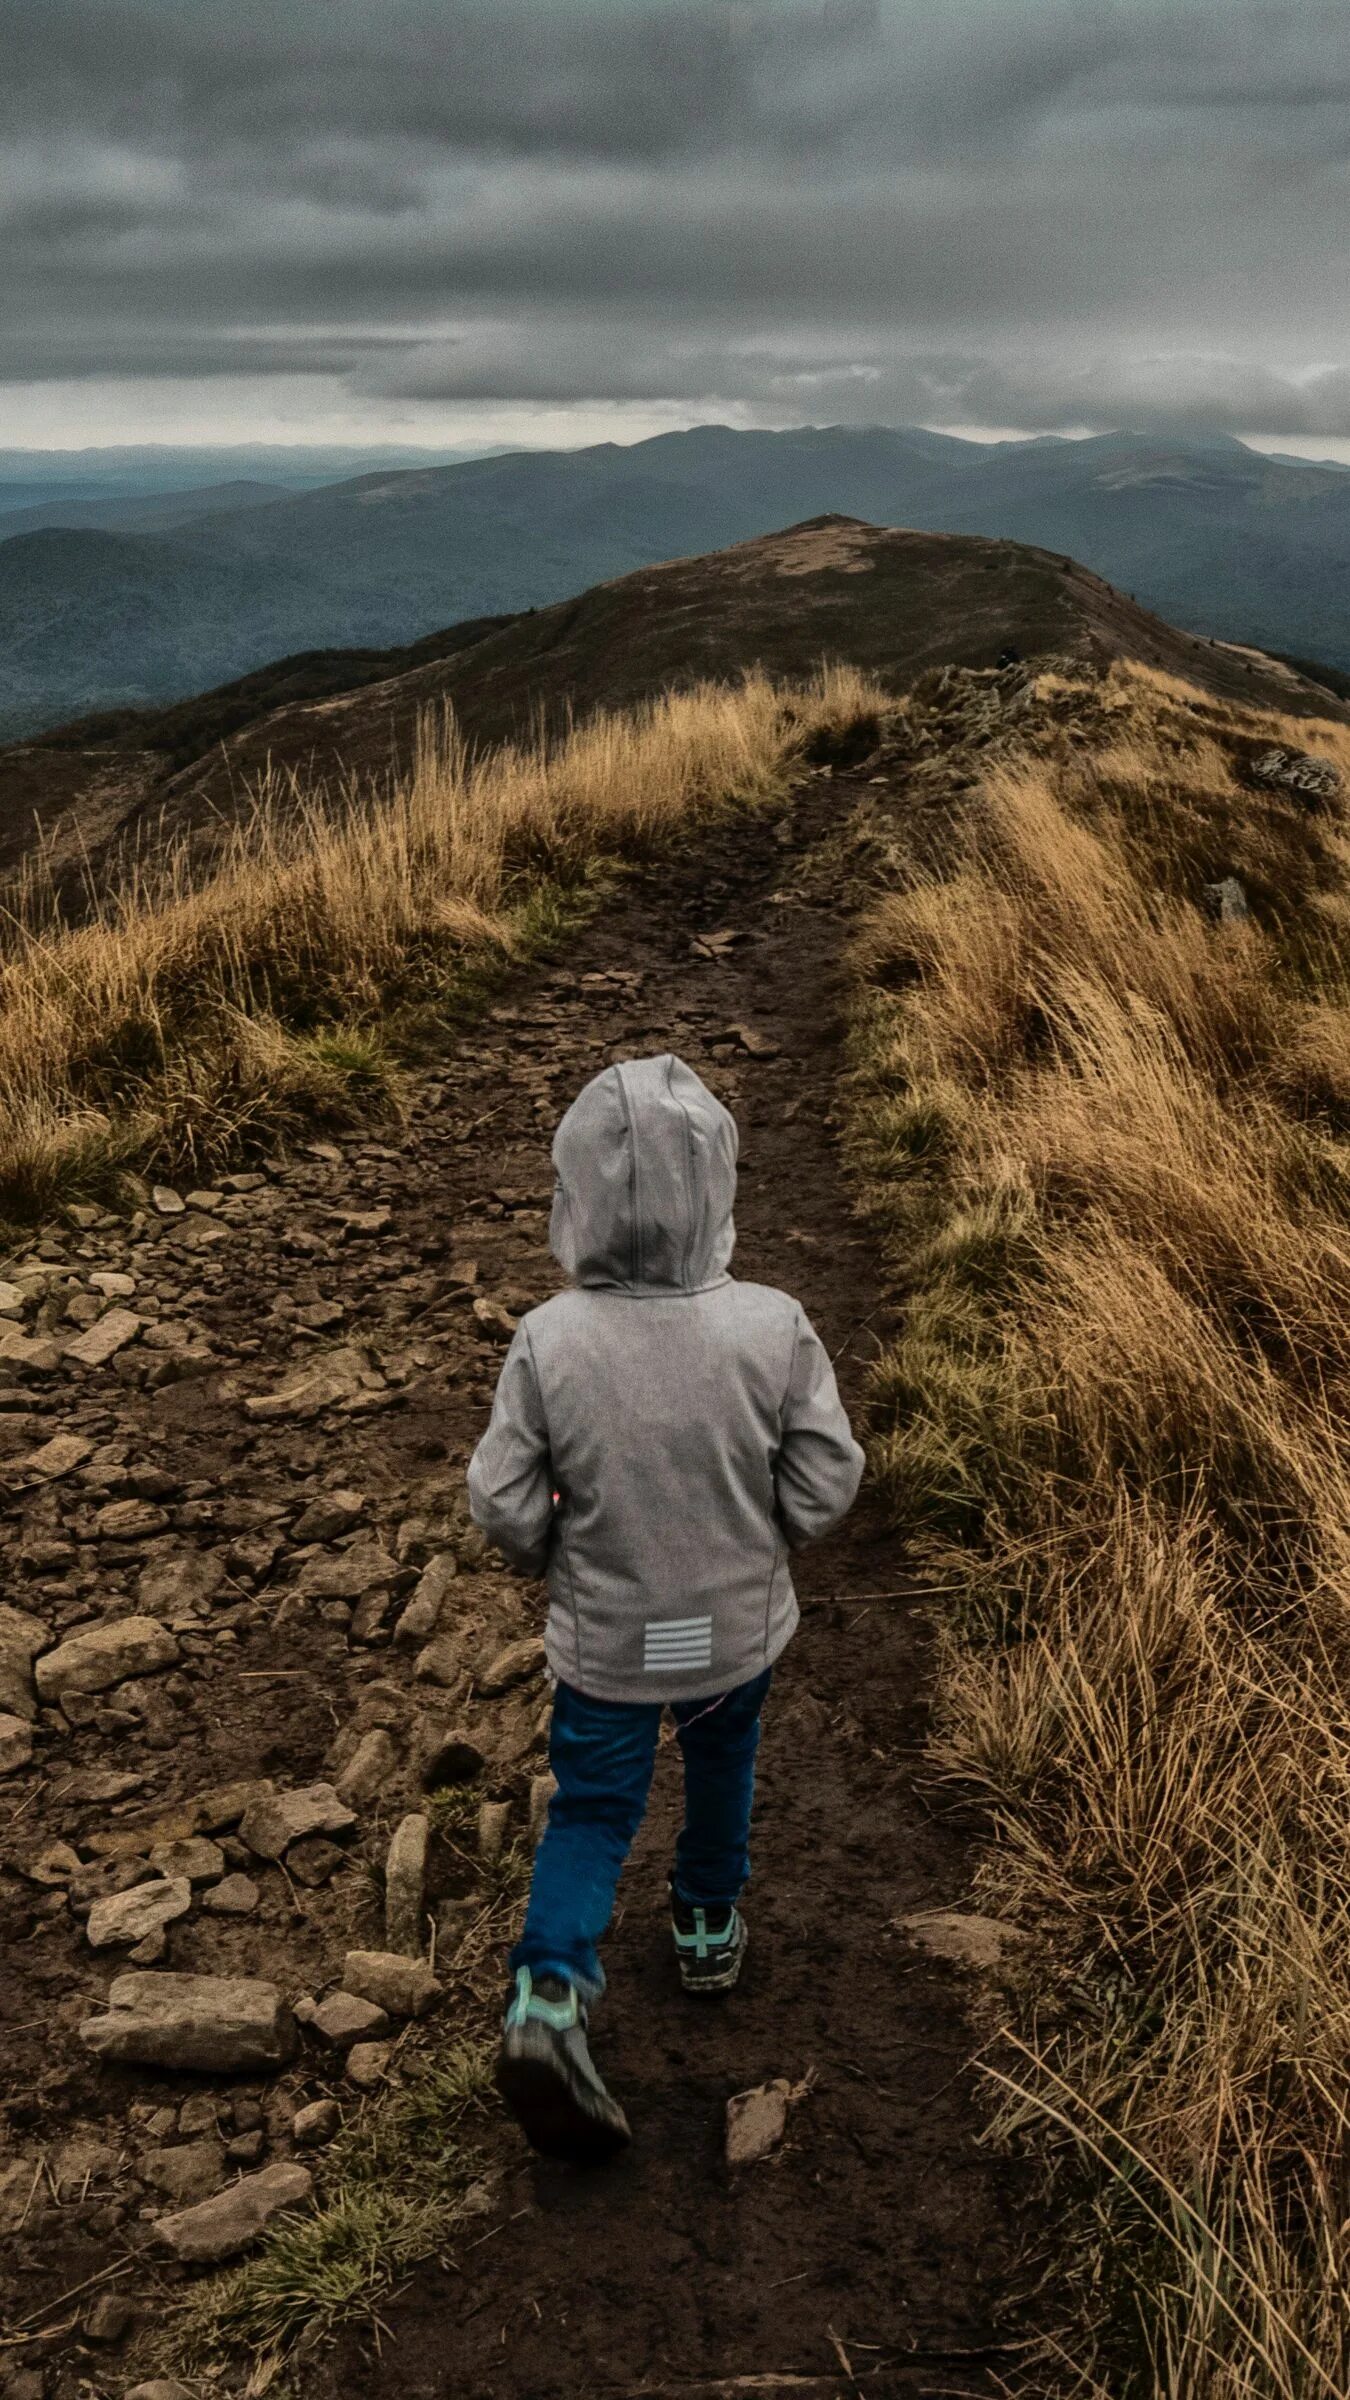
468, 1054, 863, 2161
468, 1053, 863, 1698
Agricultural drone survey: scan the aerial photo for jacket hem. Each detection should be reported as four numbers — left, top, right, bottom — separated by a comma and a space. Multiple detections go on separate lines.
543, 1597, 798, 1708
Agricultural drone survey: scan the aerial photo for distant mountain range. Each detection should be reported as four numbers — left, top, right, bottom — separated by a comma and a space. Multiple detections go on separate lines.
4, 424, 1350, 739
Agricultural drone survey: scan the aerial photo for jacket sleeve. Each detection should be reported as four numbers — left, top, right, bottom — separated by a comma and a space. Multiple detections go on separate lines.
466, 1323, 555, 1577
774, 1307, 866, 1548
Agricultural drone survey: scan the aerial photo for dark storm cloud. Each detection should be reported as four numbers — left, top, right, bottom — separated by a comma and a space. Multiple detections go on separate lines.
4, 0, 1349, 436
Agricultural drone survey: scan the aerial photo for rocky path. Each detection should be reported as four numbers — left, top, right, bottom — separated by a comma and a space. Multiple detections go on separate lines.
0, 759, 1024, 2399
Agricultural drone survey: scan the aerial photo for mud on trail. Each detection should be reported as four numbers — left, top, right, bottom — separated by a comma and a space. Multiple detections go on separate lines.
0, 762, 1026, 2398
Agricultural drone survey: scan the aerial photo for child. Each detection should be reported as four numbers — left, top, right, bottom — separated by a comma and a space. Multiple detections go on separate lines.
467, 1053, 863, 2160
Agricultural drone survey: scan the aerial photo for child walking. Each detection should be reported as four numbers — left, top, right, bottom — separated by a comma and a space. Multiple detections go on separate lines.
467, 1053, 863, 2160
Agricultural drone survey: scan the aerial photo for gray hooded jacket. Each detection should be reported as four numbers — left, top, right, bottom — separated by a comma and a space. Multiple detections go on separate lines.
467, 1054, 864, 1703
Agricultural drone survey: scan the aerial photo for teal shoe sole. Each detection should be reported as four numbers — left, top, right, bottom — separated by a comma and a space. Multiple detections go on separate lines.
675, 1918, 748, 1994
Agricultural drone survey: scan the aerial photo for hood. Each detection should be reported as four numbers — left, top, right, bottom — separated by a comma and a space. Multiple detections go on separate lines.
550, 1054, 738, 1292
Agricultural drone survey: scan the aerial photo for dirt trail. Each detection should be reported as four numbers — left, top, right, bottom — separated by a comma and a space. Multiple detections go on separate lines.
0, 761, 1024, 2398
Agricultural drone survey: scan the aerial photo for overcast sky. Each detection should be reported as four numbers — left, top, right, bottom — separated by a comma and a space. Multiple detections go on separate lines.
5, 0, 1349, 458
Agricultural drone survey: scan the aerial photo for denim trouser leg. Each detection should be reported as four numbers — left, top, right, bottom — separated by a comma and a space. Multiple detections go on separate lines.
672, 1667, 771, 1909
509, 1668, 773, 2003
511, 1682, 662, 2002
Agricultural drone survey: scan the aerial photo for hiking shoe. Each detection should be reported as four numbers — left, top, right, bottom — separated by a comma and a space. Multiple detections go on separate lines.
670, 1885, 748, 1993
495, 1968, 632, 2163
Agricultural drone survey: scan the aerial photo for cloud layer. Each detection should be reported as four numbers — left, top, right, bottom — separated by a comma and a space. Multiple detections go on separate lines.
5, 0, 1349, 444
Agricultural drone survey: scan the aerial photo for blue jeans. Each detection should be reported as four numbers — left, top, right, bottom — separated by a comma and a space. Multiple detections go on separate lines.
510, 1668, 772, 2002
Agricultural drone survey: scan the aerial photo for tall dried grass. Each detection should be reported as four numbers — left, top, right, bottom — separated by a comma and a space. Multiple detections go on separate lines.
847, 659, 1350, 2394
0, 664, 881, 1219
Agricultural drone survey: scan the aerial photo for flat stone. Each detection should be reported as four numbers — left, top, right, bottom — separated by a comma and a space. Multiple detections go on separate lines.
292, 1488, 366, 1542
79, 1971, 297, 2071
334, 1726, 398, 1806
201, 1872, 260, 1916
312, 1990, 391, 2048
86, 2291, 136, 2343
64, 1308, 143, 1367
0, 1277, 26, 1317
0, 1713, 34, 1774
140, 2138, 226, 2204
0, 1327, 62, 1372
90, 1270, 137, 1298
384, 1812, 429, 1956
0, 1603, 49, 1720
420, 1729, 485, 1791
899, 1910, 1028, 1970
292, 2097, 340, 2148
341, 1950, 442, 2020
155, 2161, 313, 2262
18, 1431, 94, 1479
725, 2078, 793, 2167
87, 1877, 192, 1951
151, 1186, 186, 1216
149, 1836, 225, 1886
138, 1551, 227, 1617
92, 1497, 169, 1541
294, 1539, 399, 1602
346, 2041, 391, 2089
35, 1615, 180, 1700
243, 1345, 370, 1422
238, 1782, 357, 1860
476, 1636, 547, 1697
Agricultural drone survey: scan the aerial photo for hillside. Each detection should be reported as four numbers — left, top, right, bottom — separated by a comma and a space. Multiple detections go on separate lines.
0, 613, 1347, 2397
2, 515, 1341, 897
5, 423, 1350, 738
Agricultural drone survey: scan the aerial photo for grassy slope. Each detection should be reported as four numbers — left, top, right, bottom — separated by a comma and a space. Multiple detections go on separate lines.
843, 661, 1350, 2394
0, 665, 881, 1229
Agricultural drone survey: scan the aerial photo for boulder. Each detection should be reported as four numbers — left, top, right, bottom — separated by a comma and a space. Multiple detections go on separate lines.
155, 2161, 313, 2263
341, 1949, 442, 2020
86, 1877, 192, 1951
1250, 746, 1342, 804
35, 1616, 180, 1700
238, 1782, 357, 1860
79, 1971, 297, 2071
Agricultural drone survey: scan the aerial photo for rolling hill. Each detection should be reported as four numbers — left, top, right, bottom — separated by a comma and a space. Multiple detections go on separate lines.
1, 514, 1340, 899
4, 424, 1350, 740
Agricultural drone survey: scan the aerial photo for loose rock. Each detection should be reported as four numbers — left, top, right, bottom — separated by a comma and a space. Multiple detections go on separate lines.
725, 2078, 793, 2167
384, 1812, 430, 1955
201, 1872, 260, 1916
149, 1836, 225, 1885
292, 2097, 341, 2147
477, 1635, 547, 1696
335, 1726, 398, 1806
86, 1877, 192, 1951
35, 1615, 180, 1700
292, 1488, 366, 1542
341, 1949, 442, 2019
238, 1781, 357, 1860
140, 2139, 227, 2204
420, 1728, 485, 1790
312, 1990, 391, 2048
155, 2161, 313, 2262
0, 1603, 49, 1720
346, 2040, 391, 2089
79, 1971, 297, 2071
64, 1307, 143, 1367
0, 1713, 34, 1774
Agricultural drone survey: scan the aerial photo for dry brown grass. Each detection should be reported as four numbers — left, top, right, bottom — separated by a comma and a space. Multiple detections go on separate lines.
0, 664, 882, 1222
846, 659, 1350, 2395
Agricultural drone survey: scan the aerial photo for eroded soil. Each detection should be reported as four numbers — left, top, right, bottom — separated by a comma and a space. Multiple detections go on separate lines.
0, 756, 1027, 2399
